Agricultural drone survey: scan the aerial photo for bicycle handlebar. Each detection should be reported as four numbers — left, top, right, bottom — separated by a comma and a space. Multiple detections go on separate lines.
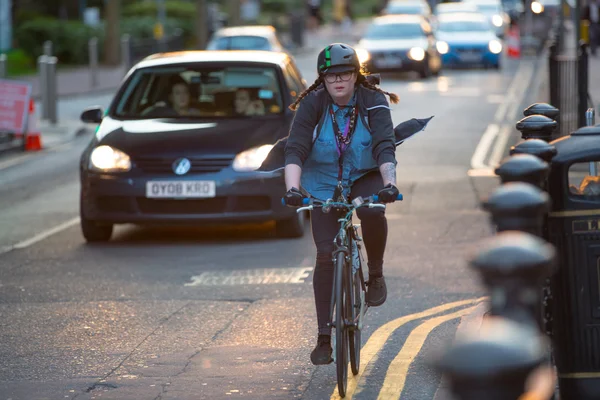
280, 193, 403, 207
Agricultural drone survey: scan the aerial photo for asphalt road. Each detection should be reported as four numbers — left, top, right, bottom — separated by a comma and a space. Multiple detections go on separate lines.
0, 34, 543, 400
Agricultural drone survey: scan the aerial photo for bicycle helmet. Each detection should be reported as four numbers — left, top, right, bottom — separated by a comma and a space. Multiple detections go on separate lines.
317, 43, 360, 76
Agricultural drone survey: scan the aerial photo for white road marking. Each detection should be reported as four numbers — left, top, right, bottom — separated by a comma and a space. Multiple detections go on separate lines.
470, 61, 535, 173
184, 267, 314, 286
0, 217, 80, 256
488, 125, 513, 168
470, 124, 500, 170
0, 153, 35, 171
507, 65, 535, 121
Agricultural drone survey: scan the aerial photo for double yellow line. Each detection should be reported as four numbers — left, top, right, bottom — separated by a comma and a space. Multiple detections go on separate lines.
331, 297, 487, 400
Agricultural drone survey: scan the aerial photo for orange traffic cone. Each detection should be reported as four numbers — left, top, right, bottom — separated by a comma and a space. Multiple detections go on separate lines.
24, 99, 42, 151
507, 24, 521, 58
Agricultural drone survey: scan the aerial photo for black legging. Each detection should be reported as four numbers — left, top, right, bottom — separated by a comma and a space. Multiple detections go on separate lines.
310, 171, 387, 335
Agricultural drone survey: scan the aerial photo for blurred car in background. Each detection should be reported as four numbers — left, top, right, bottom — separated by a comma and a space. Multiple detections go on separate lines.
434, 2, 481, 15
435, 12, 503, 69
464, 0, 510, 37
381, 0, 437, 26
357, 15, 442, 79
78, 51, 309, 242
206, 26, 286, 52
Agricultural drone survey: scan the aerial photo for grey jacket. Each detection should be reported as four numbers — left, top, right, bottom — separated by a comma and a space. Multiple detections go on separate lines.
284, 85, 396, 168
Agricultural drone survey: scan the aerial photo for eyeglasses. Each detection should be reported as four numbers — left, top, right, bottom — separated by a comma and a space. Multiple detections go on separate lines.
323, 71, 355, 84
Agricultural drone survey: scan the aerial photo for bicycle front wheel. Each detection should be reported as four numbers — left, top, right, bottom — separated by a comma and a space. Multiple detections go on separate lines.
349, 255, 363, 375
335, 252, 349, 397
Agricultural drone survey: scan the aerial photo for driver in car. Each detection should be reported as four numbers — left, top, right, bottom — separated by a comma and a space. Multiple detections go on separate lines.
143, 75, 202, 116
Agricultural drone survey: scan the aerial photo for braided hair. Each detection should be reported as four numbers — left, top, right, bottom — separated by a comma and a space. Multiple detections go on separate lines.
288, 69, 399, 111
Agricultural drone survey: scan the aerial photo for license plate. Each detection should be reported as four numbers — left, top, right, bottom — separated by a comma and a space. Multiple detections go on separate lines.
459, 52, 482, 62
146, 181, 216, 198
375, 57, 403, 68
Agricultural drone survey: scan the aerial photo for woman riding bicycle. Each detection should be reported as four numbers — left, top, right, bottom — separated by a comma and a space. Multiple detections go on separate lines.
281, 43, 400, 365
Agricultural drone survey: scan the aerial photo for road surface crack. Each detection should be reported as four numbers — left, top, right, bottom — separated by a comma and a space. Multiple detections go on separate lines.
71, 302, 192, 399
151, 301, 253, 399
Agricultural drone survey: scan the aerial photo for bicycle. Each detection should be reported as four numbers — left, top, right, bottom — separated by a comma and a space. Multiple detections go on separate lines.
288, 193, 403, 397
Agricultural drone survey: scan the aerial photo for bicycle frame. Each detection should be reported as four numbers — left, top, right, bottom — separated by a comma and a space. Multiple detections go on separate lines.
328, 211, 367, 334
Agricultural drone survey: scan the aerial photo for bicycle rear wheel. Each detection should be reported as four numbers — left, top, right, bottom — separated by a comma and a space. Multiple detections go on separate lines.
335, 252, 349, 398
349, 255, 363, 375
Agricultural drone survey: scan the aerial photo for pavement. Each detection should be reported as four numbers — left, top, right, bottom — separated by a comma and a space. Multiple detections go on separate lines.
0, 18, 564, 400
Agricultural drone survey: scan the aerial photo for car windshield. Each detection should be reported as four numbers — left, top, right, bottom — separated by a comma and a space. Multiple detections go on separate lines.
208, 35, 271, 51
386, 4, 426, 14
476, 4, 501, 13
113, 65, 284, 119
438, 20, 491, 32
365, 23, 424, 39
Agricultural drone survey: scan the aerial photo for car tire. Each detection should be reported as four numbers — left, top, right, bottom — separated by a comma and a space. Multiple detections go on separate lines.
419, 59, 431, 79
81, 216, 113, 242
493, 63, 501, 70
275, 210, 306, 238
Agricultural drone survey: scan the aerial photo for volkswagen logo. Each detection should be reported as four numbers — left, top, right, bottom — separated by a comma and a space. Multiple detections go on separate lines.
172, 158, 191, 175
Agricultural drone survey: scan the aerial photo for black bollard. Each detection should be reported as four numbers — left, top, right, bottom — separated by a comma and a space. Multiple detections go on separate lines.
482, 182, 550, 237
523, 103, 560, 120
470, 231, 556, 330
495, 153, 550, 189
435, 317, 550, 400
510, 139, 557, 164
516, 115, 557, 142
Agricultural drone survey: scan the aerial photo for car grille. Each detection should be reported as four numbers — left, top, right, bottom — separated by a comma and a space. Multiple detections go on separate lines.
371, 50, 407, 59
136, 196, 270, 215
134, 155, 234, 174
454, 46, 487, 54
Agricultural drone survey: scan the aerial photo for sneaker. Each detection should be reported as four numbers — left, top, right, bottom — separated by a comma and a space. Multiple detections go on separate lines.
366, 276, 387, 306
310, 334, 333, 365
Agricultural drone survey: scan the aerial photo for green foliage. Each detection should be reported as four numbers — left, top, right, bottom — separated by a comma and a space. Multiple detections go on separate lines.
2, 49, 36, 77
14, 18, 103, 65
122, 0, 196, 20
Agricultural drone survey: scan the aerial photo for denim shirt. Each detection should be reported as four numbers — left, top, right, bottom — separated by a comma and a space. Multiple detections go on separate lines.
301, 94, 378, 201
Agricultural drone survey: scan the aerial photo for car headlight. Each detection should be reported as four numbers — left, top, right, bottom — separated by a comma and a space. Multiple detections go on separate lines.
232, 144, 274, 172
531, 1, 544, 13
488, 39, 503, 54
436, 41, 449, 54
89, 145, 131, 172
492, 14, 503, 26
356, 48, 371, 64
408, 47, 426, 61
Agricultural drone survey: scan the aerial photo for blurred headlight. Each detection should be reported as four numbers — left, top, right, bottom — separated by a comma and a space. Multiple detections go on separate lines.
531, 1, 544, 13
232, 144, 274, 172
436, 41, 449, 54
488, 39, 503, 54
90, 145, 131, 172
492, 14, 503, 26
356, 48, 370, 64
408, 47, 426, 61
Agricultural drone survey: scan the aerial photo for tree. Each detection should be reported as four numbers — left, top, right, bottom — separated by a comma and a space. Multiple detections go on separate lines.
195, 0, 208, 49
104, 0, 120, 65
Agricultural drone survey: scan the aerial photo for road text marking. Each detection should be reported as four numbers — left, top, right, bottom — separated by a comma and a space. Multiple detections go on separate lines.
184, 267, 314, 286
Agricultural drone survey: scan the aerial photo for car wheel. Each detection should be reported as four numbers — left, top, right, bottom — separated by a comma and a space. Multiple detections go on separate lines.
80, 216, 113, 242
275, 210, 306, 238
493, 63, 501, 70
419, 58, 431, 79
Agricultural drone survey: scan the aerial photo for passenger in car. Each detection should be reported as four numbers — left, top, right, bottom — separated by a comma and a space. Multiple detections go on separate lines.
234, 88, 266, 116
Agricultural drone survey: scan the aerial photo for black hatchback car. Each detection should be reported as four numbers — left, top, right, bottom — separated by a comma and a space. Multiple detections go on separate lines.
79, 51, 308, 242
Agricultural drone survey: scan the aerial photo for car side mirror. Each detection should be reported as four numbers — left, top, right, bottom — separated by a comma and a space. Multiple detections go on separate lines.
81, 106, 104, 124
